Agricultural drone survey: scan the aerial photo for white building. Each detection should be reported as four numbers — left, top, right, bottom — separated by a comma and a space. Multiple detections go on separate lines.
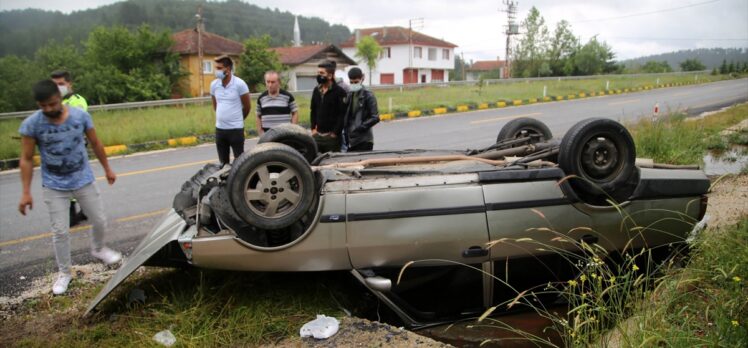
339, 27, 457, 85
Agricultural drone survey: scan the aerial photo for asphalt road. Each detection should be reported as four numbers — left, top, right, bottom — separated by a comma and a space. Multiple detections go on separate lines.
1, 78, 746, 295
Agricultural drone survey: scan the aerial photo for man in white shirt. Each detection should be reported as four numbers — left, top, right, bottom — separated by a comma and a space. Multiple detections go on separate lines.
210, 55, 251, 165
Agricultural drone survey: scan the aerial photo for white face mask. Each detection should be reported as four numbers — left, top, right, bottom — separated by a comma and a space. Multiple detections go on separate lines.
58, 85, 70, 96
215, 69, 227, 80
349, 83, 363, 92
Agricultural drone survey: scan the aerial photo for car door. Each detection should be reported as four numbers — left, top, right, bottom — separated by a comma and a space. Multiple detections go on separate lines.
345, 174, 490, 320
480, 168, 593, 304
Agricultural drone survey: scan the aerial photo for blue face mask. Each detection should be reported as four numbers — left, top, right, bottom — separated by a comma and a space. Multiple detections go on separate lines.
349, 83, 363, 92
215, 69, 226, 80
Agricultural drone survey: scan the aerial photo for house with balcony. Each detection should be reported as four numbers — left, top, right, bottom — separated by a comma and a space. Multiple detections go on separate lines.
339, 27, 457, 85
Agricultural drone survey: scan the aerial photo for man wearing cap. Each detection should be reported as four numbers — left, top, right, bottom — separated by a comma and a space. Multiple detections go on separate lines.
343, 67, 379, 152
310, 60, 347, 153
211, 55, 251, 166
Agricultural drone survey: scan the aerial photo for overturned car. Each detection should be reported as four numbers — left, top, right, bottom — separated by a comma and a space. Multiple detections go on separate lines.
87, 118, 710, 327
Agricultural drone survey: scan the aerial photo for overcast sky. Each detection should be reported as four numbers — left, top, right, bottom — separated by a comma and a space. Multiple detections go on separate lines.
1, 0, 746, 61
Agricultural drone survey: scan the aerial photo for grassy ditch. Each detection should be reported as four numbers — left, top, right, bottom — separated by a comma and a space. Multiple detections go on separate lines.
1, 269, 368, 347
0, 73, 737, 160
630, 103, 748, 165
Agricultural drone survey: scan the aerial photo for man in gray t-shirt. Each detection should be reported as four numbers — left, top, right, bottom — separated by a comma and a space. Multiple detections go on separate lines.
18, 80, 122, 296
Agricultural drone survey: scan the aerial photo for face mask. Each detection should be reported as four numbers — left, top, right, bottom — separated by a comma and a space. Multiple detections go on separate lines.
349, 83, 363, 92
43, 109, 63, 119
58, 85, 70, 97
215, 70, 226, 80
316, 75, 328, 85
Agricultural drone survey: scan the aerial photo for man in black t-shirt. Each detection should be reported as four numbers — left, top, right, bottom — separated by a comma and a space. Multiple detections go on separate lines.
256, 71, 299, 135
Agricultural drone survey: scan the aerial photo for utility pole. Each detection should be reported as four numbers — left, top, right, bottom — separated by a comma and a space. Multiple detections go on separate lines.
501, 1, 518, 79
196, 5, 205, 96
408, 18, 424, 84
461, 52, 466, 81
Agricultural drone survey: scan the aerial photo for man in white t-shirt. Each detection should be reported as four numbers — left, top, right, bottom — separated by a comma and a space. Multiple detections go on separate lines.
210, 55, 251, 165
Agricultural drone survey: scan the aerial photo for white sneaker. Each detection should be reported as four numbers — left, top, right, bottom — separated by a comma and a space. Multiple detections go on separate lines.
52, 273, 72, 295
91, 247, 122, 265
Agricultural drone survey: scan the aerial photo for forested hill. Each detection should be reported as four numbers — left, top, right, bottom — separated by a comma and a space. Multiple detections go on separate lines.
622, 48, 748, 70
0, 0, 352, 57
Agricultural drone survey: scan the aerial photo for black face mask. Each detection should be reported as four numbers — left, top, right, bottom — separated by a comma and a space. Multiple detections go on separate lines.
316, 75, 328, 85
43, 110, 63, 119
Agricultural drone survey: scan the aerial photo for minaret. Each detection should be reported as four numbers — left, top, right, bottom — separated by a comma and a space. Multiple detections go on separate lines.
293, 16, 301, 47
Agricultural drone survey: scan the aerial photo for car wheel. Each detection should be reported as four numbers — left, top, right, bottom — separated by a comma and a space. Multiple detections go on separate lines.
558, 118, 636, 204
258, 124, 318, 163
227, 142, 316, 230
496, 117, 553, 144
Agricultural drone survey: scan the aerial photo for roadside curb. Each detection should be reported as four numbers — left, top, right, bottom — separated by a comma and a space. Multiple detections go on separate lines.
0, 80, 709, 171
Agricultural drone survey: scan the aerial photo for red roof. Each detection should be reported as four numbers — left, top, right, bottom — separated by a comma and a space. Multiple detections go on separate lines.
171, 29, 244, 56
467, 60, 506, 71
339, 27, 457, 49
269, 44, 357, 66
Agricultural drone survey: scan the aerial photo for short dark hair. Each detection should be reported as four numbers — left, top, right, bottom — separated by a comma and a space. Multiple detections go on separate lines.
214, 55, 233, 70
317, 60, 336, 74
33, 79, 61, 102
348, 67, 363, 79
50, 70, 71, 82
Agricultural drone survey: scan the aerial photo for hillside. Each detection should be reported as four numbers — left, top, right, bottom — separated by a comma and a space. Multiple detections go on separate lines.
0, 0, 351, 57
623, 48, 748, 70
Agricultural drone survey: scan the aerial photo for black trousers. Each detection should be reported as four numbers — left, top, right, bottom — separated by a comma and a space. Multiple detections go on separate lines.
347, 142, 374, 152
215, 128, 245, 165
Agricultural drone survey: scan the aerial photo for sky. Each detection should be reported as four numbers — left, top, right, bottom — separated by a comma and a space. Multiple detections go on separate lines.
1, 0, 747, 62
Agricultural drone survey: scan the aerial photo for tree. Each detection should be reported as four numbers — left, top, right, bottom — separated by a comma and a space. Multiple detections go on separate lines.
355, 36, 382, 86
0, 55, 45, 112
572, 37, 615, 76
236, 35, 283, 92
512, 6, 549, 77
450, 54, 467, 81
79, 25, 181, 104
547, 20, 578, 76
719, 59, 728, 74
641, 60, 673, 73
727, 61, 735, 73
679, 58, 706, 72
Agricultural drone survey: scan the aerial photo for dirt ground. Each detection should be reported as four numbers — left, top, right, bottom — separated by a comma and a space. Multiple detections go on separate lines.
1, 174, 746, 347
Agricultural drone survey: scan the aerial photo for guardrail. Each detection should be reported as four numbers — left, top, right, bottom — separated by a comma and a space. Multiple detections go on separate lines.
0, 70, 710, 120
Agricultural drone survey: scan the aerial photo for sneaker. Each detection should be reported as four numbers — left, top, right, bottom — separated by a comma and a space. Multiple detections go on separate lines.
52, 273, 72, 295
91, 247, 122, 265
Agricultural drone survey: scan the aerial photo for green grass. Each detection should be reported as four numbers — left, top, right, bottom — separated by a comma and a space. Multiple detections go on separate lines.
630, 103, 748, 165
0, 73, 738, 160
2, 269, 364, 347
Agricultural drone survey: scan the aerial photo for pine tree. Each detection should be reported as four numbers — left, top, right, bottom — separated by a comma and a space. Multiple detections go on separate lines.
719, 59, 728, 74
728, 61, 735, 73
711, 67, 718, 75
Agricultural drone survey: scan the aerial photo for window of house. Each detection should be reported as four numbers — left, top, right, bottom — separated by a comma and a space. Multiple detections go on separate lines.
202, 60, 213, 74
442, 49, 450, 60
414, 47, 422, 59
428, 48, 437, 61
379, 47, 391, 59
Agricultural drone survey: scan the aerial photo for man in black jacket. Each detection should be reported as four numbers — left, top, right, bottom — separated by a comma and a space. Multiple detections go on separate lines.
310, 60, 347, 153
343, 68, 380, 152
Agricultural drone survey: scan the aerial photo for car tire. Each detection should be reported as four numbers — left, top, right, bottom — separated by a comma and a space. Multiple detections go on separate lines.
227, 142, 316, 230
496, 117, 553, 143
558, 118, 636, 205
258, 124, 318, 163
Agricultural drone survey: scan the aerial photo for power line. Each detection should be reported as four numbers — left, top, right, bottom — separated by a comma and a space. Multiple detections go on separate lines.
607, 36, 748, 41
572, 0, 722, 24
